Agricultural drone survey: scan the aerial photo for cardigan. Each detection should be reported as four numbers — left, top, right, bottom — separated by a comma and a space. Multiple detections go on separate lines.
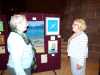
7, 32, 34, 75
67, 31, 88, 59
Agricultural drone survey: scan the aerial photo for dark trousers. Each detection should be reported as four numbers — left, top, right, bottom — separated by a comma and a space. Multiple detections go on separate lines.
7, 66, 31, 75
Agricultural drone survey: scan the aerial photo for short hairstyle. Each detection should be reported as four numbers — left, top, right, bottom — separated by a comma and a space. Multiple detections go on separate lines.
9, 14, 26, 31
74, 18, 87, 31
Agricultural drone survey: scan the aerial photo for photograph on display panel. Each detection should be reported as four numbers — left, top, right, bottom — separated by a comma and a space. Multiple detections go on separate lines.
0, 21, 3, 32
0, 46, 5, 54
0, 35, 5, 45
26, 21, 45, 53
48, 40, 58, 54
46, 17, 60, 35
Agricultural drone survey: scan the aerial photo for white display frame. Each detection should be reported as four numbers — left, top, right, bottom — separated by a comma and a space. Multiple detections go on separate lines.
46, 17, 60, 35
48, 40, 58, 54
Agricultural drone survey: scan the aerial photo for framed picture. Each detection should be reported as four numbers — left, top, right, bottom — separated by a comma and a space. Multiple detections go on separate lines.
41, 54, 48, 63
48, 40, 58, 54
46, 17, 60, 35
0, 35, 5, 45
26, 21, 45, 53
0, 46, 5, 54
0, 21, 3, 32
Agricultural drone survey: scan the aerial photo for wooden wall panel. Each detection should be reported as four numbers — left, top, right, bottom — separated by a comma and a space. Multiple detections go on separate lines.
61, 0, 100, 61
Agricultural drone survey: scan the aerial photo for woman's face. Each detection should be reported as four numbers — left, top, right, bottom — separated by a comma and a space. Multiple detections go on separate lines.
16, 18, 28, 32
72, 21, 80, 33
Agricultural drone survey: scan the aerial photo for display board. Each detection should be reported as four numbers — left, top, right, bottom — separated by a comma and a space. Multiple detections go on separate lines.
25, 13, 61, 72
0, 14, 61, 72
0, 15, 9, 70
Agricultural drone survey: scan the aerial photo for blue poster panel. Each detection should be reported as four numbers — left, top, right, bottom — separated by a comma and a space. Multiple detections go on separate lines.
46, 17, 60, 35
26, 21, 45, 53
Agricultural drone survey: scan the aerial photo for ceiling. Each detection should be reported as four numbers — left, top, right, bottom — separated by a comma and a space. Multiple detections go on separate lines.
0, 0, 67, 14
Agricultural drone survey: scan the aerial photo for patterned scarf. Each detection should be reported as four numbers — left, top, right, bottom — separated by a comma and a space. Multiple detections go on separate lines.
13, 30, 31, 45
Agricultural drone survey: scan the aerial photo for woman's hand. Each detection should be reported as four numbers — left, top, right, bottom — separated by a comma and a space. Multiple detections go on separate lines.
76, 64, 82, 70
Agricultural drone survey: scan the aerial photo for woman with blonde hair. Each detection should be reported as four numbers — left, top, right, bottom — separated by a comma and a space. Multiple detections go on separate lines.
67, 18, 88, 75
7, 14, 35, 75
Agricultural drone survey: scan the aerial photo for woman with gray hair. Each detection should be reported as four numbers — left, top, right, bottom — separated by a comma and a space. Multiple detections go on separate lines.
67, 18, 88, 75
7, 14, 35, 75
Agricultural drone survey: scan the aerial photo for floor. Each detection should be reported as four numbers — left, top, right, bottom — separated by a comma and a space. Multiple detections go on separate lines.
1, 54, 99, 75
31, 54, 99, 75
